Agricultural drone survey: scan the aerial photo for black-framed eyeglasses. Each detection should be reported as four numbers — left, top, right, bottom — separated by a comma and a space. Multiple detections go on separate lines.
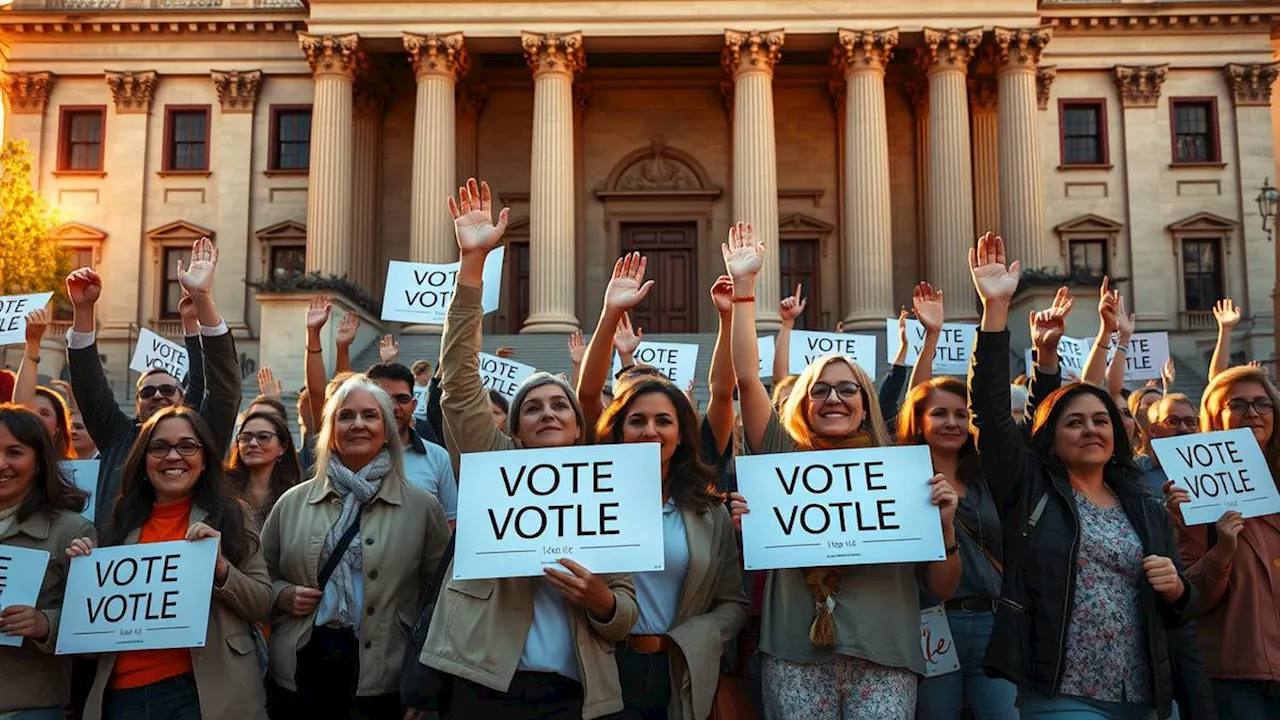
138, 384, 181, 400
808, 381, 861, 401
146, 440, 203, 458
236, 431, 278, 447
391, 393, 414, 406
1227, 399, 1274, 416
1159, 417, 1199, 430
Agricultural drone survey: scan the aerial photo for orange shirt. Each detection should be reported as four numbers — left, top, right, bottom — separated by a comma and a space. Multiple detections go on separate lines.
110, 497, 196, 690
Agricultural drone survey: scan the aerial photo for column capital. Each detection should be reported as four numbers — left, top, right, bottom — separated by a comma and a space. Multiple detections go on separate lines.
299, 32, 364, 80
573, 82, 592, 116
1037, 65, 1057, 110
210, 70, 262, 114
1112, 64, 1168, 108
404, 32, 470, 82
521, 31, 585, 78
1223, 62, 1279, 107
920, 28, 983, 73
993, 26, 1052, 70
104, 70, 157, 114
722, 29, 785, 78
904, 78, 929, 114
969, 75, 999, 111
353, 75, 391, 118
833, 28, 898, 73
0, 71, 55, 115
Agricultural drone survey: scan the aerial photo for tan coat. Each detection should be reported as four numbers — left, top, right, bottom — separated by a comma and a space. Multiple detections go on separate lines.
0, 509, 95, 713
260, 470, 450, 696
422, 284, 639, 720
83, 505, 271, 720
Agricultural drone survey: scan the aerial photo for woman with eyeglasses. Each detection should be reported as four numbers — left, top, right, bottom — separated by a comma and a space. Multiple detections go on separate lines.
1167, 365, 1280, 719
1135, 394, 1199, 498
66, 406, 271, 720
226, 411, 302, 530
722, 223, 961, 719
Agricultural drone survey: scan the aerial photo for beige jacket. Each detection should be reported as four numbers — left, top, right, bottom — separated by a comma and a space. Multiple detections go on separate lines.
83, 505, 271, 720
422, 283, 639, 720
261, 470, 450, 696
0, 509, 95, 713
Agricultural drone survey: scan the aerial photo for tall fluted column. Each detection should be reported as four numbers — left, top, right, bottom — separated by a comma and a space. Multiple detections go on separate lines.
906, 80, 930, 281
352, 77, 389, 295
921, 28, 983, 320
405, 33, 468, 266
970, 74, 1000, 236
833, 29, 897, 327
299, 33, 361, 276
456, 85, 487, 185
995, 27, 1052, 271
521, 32, 584, 334
724, 29, 785, 330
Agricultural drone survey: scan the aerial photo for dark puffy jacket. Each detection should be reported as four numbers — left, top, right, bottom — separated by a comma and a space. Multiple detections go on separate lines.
969, 330, 1217, 720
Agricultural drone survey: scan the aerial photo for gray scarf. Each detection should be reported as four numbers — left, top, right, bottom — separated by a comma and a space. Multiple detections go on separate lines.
320, 448, 392, 629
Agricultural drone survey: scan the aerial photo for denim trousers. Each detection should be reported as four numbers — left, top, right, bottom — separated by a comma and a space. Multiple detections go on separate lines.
105, 672, 202, 720
1015, 686, 1156, 720
915, 608, 1018, 720
615, 643, 672, 720
1210, 679, 1280, 720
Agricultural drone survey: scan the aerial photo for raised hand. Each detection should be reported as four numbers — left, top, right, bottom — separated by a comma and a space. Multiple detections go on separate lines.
257, 367, 283, 399
1030, 286, 1074, 353
177, 294, 198, 324
1213, 298, 1241, 330
614, 312, 643, 356
913, 282, 945, 334
336, 312, 360, 347
779, 283, 807, 327
496, 346, 515, 359
835, 320, 845, 334
1115, 294, 1136, 342
896, 309, 908, 347
178, 237, 218, 297
66, 268, 103, 308
379, 335, 400, 364
449, 178, 510, 257
1162, 358, 1176, 389
721, 221, 764, 281
1097, 277, 1120, 333
968, 232, 1021, 303
567, 331, 586, 364
305, 297, 332, 332
603, 252, 655, 312
23, 307, 50, 347
710, 275, 735, 316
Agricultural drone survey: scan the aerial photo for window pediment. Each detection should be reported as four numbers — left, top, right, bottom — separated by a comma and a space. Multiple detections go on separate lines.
256, 219, 307, 243
1055, 213, 1124, 234
1166, 211, 1236, 233
147, 220, 215, 243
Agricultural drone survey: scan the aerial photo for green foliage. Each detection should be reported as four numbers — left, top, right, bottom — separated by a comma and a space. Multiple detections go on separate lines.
249, 271, 382, 316
0, 139, 68, 297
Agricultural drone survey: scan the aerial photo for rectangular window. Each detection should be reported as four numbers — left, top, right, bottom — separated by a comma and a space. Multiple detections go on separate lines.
1171, 99, 1220, 164
1059, 100, 1108, 166
506, 240, 531, 334
271, 107, 312, 171
164, 107, 210, 172
58, 108, 106, 172
161, 246, 193, 319
1068, 239, 1108, 277
269, 245, 306, 278
1182, 239, 1223, 312
779, 239, 820, 330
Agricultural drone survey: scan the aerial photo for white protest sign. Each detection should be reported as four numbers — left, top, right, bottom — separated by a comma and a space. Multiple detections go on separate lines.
1103, 332, 1170, 382
1055, 336, 1090, 380
0, 545, 51, 648
611, 341, 700, 390
920, 605, 960, 678
884, 319, 977, 375
788, 330, 877, 376
0, 292, 54, 346
737, 444, 945, 570
758, 335, 775, 377
412, 385, 430, 419
1151, 428, 1280, 526
62, 459, 100, 523
380, 246, 505, 324
129, 328, 190, 382
57, 539, 218, 655
453, 443, 664, 580
479, 352, 537, 400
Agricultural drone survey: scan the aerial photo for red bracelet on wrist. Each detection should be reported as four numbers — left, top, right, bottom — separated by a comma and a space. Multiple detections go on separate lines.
731, 295, 756, 303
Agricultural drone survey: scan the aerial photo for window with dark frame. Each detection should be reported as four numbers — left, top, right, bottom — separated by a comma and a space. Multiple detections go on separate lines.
1067, 239, 1109, 277
1172, 100, 1219, 164
161, 246, 193, 319
1061, 102, 1105, 166
55, 247, 96, 321
1181, 238, 1223, 312
780, 239, 820, 330
269, 245, 306, 279
165, 108, 209, 172
272, 108, 312, 171
59, 108, 105, 172
506, 239, 531, 334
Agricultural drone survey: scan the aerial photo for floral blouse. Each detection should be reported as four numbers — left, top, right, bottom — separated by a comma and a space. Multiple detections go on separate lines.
1059, 489, 1152, 704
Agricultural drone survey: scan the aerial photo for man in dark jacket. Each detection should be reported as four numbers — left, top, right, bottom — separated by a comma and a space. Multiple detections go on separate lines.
64, 237, 242, 526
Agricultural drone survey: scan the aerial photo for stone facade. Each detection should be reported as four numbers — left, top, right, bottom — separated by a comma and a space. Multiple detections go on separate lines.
1, 0, 1277, 395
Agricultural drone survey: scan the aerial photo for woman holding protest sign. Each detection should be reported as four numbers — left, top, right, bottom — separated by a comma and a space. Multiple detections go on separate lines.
420, 179, 638, 720
1165, 364, 1280, 719
966, 232, 1215, 720
260, 374, 450, 719
64, 406, 270, 720
11, 307, 76, 460
0, 405, 94, 720
722, 222, 962, 719
224, 411, 301, 531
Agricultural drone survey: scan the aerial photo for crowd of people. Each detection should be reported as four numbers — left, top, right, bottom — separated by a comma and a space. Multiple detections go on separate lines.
0, 179, 1276, 720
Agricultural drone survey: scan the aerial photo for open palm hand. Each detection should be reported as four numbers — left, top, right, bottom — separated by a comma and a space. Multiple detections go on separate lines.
178, 237, 218, 297
721, 222, 764, 281
968, 232, 1021, 303
449, 179, 511, 257
604, 252, 655, 312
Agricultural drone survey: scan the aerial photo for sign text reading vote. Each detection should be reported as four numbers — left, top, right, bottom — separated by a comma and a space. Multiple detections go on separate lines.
1151, 427, 1280, 525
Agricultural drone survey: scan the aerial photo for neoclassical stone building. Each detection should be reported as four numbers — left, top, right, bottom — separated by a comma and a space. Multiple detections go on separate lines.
1, 0, 1277, 395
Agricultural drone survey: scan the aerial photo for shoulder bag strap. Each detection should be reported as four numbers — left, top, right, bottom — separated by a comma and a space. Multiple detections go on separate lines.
954, 515, 1004, 576
317, 507, 363, 591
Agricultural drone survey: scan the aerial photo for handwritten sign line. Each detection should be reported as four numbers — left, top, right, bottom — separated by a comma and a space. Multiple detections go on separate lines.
475, 549, 537, 556
579, 543, 641, 550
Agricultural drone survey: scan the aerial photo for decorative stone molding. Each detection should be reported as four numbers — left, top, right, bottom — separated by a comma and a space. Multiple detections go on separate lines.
827, 80, 846, 115
104, 70, 158, 114
904, 78, 928, 113
573, 83, 592, 116
718, 81, 735, 119
722, 29, 785, 78
521, 31, 585, 77
1037, 66, 1057, 110
832, 28, 898, 73
969, 75, 999, 110
1112, 65, 1168, 108
457, 84, 488, 116
352, 76, 391, 117
403, 32, 470, 81
5, 20, 304, 36
210, 70, 262, 114
920, 28, 983, 72
298, 33, 363, 80
1222, 63, 1279, 107
0, 71, 55, 115
993, 26, 1052, 69
598, 138, 720, 198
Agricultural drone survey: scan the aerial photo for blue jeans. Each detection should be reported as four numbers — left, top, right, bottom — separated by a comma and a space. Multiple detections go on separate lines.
915, 608, 1017, 720
0, 709, 65, 720
1211, 679, 1280, 720
615, 643, 672, 720
105, 672, 201, 720
1016, 686, 1155, 720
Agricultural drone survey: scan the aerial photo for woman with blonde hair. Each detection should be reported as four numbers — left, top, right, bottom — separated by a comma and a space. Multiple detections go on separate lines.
723, 222, 961, 719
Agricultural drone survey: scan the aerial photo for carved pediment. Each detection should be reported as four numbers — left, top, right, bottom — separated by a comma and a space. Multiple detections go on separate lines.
1055, 213, 1123, 234
505, 216, 530, 236
602, 138, 719, 196
50, 221, 108, 244
147, 220, 215, 243
1166, 212, 1236, 233
778, 212, 834, 235
256, 220, 307, 242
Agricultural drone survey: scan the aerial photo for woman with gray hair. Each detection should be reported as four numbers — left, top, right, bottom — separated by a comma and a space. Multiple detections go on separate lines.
261, 373, 451, 719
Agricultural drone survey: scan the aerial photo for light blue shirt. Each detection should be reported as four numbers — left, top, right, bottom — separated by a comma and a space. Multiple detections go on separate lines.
633, 500, 689, 635
517, 580, 581, 681
402, 430, 458, 521
315, 541, 365, 633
